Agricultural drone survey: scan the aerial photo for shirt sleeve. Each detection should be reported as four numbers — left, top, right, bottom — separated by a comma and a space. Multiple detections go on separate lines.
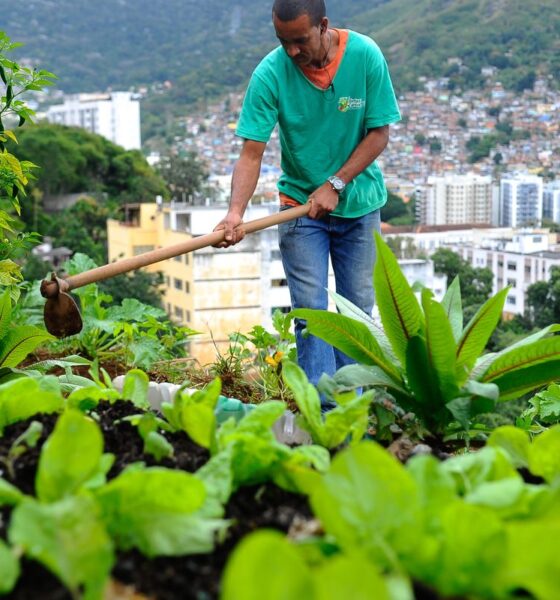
364, 42, 401, 130
236, 70, 279, 143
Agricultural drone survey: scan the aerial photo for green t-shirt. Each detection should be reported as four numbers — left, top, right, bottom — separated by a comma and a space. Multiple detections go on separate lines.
236, 30, 401, 218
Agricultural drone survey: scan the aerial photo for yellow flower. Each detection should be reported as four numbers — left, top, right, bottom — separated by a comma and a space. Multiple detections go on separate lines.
265, 351, 284, 368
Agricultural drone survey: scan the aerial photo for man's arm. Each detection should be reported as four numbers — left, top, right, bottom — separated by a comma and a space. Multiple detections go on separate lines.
214, 139, 266, 247
308, 125, 390, 219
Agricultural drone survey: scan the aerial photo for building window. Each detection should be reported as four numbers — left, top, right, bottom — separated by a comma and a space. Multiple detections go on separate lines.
506, 262, 517, 271
174, 306, 184, 320
174, 278, 183, 290
133, 245, 155, 256
165, 276, 170, 287
185, 281, 190, 293
185, 255, 189, 265
166, 303, 171, 313
186, 310, 191, 322
506, 279, 516, 288
506, 296, 516, 305
271, 278, 288, 287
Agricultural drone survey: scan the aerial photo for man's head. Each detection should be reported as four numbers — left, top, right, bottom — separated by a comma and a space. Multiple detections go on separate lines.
272, 0, 329, 67
272, 0, 326, 27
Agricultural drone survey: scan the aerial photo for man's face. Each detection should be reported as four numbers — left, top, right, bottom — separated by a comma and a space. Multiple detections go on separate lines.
273, 13, 326, 67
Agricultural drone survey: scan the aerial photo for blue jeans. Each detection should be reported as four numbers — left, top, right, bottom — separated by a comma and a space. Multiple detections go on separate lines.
278, 209, 380, 396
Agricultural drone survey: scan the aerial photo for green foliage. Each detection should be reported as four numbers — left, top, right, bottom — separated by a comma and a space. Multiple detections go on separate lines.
380, 190, 416, 225
155, 151, 209, 201
0, 539, 19, 594
290, 235, 560, 436
281, 361, 371, 448
52, 253, 197, 370
519, 383, 560, 430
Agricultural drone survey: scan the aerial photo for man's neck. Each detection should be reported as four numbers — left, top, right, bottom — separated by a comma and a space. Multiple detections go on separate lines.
310, 28, 339, 69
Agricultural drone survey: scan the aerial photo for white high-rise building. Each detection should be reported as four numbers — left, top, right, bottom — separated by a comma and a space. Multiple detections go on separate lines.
420, 173, 493, 226
499, 173, 543, 227
543, 181, 560, 223
46, 91, 141, 150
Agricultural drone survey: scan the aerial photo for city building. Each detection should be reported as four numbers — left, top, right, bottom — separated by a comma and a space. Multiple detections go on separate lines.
417, 173, 494, 226
499, 173, 543, 227
543, 180, 560, 223
46, 92, 141, 150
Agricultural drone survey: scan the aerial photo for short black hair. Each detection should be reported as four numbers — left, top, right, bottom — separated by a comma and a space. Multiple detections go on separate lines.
272, 0, 326, 27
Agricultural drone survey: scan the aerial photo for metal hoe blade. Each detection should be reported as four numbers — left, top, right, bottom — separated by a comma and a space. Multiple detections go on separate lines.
40, 274, 83, 338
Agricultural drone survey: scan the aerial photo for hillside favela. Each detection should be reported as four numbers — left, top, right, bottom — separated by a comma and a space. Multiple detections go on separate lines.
1, 1, 560, 598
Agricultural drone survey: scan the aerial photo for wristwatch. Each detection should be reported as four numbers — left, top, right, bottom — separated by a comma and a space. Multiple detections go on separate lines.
327, 175, 346, 194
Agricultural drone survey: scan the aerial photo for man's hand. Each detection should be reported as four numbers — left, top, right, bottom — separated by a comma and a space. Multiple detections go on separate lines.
308, 182, 339, 219
213, 212, 245, 247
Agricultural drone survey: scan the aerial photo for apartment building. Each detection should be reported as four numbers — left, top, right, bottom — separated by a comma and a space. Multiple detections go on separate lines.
499, 173, 543, 227
46, 92, 141, 150
107, 201, 289, 363
418, 173, 494, 226
543, 180, 560, 223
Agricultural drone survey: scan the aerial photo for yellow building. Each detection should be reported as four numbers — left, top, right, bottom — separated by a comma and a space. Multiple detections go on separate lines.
107, 202, 286, 365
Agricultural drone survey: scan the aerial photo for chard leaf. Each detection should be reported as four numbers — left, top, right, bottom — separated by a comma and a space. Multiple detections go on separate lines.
36, 409, 104, 502
0, 378, 63, 434
481, 336, 560, 390
328, 289, 396, 360
121, 369, 150, 409
289, 308, 401, 381
9, 495, 114, 600
528, 426, 560, 484
95, 467, 225, 556
455, 287, 508, 382
0, 325, 54, 368
0, 539, 19, 594
0, 288, 12, 340
221, 530, 314, 600
0, 477, 24, 506
405, 335, 448, 428
485, 359, 560, 401
325, 364, 408, 396
487, 426, 531, 469
310, 441, 422, 567
440, 276, 463, 342
422, 290, 459, 403
374, 232, 423, 364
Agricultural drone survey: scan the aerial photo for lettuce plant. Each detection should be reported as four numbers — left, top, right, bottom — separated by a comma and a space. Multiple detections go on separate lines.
290, 234, 560, 435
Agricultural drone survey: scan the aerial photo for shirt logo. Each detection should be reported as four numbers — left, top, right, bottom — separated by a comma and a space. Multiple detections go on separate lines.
338, 97, 366, 112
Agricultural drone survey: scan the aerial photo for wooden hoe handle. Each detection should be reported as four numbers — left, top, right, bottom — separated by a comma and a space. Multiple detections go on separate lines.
42, 203, 310, 295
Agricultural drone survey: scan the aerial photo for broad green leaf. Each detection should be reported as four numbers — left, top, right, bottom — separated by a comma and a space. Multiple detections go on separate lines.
182, 403, 216, 449
21, 354, 92, 374
9, 495, 114, 600
311, 441, 422, 567
320, 393, 372, 448
440, 276, 463, 342
106, 298, 165, 322
422, 290, 459, 402
282, 361, 323, 438
0, 378, 63, 434
429, 503, 506, 598
221, 530, 314, 600
487, 426, 530, 469
529, 383, 560, 423
528, 426, 560, 484
484, 359, 560, 401
0, 539, 19, 594
195, 446, 234, 516
121, 369, 150, 409
328, 364, 407, 396
374, 233, 423, 364
143, 431, 174, 461
481, 336, 560, 385
0, 325, 54, 368
314, 553, 390, 600
328, 289, 396, 360
500, 519, 560, 600
36, 410, 104, 502
0, 288, 12, 339
456, 287, 509, 382
231, 400, 286, 435
0, 477, 23, 507
128, 336, 162, 370
289, 308, 401, 381
95, 467, 224, 556
405, 335, 447, 428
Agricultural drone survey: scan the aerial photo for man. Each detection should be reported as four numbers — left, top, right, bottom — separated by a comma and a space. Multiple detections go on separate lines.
215, 0, 400, 402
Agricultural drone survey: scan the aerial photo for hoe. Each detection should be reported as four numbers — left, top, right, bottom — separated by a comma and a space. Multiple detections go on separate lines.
40, 203, 310, 338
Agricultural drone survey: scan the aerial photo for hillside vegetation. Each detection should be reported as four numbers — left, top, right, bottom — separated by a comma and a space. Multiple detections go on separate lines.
6, 0, 559, 98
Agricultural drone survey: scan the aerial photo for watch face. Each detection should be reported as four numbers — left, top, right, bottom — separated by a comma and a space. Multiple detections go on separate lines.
329, 176, 345, 192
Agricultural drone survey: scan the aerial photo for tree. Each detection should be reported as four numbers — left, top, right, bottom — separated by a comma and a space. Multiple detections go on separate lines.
526, 268, 560, 328
99, 270, 164, 308
381, 191, 417, 226
432, 248, 493, 308
155, 152, 208, 202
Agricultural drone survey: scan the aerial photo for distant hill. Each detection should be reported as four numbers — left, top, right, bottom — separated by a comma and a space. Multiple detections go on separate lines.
5, 0, 559, 98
